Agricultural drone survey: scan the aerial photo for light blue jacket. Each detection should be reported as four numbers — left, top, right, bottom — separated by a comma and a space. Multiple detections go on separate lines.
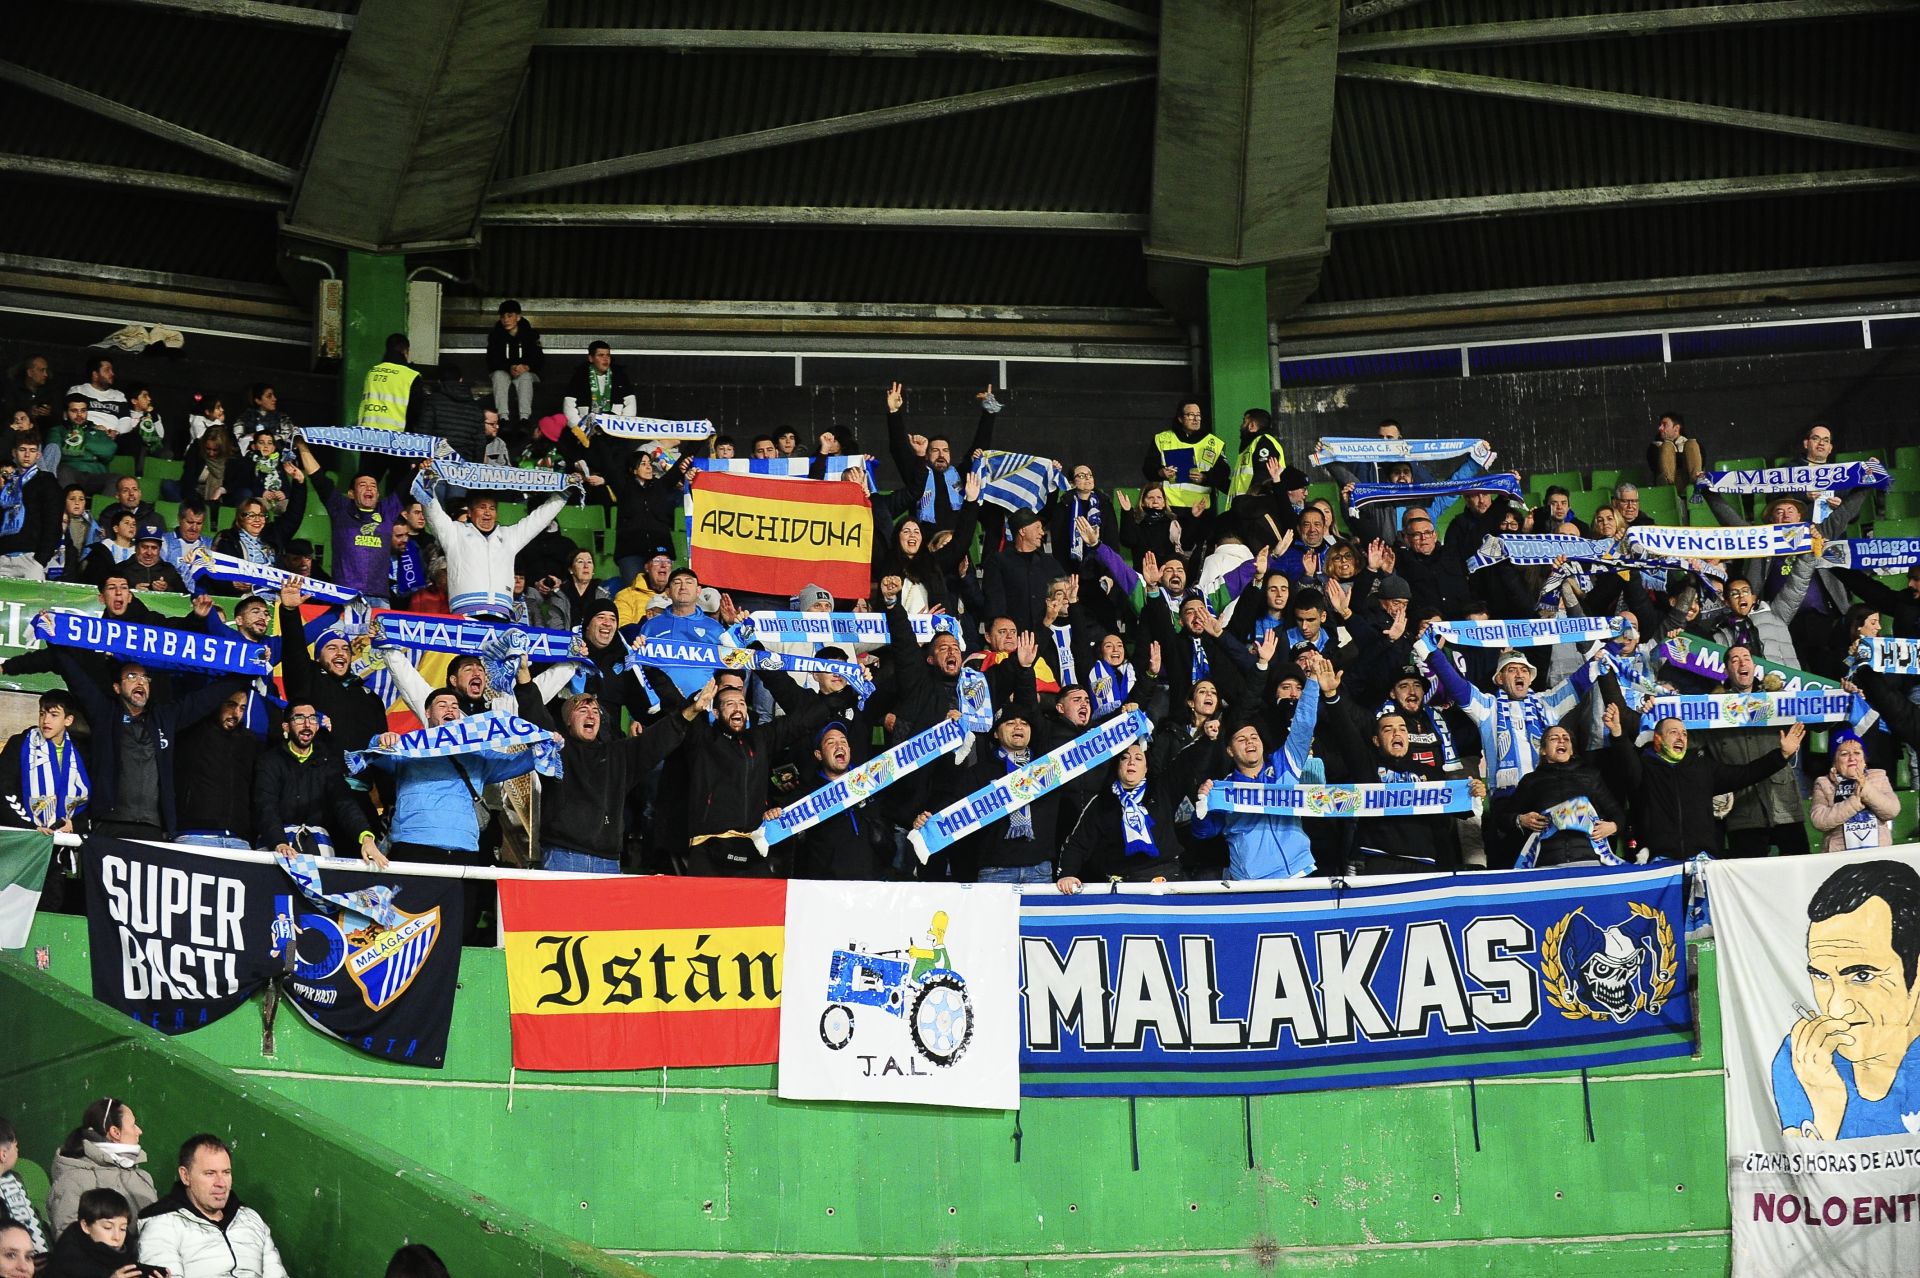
1194, 681, 1321, 880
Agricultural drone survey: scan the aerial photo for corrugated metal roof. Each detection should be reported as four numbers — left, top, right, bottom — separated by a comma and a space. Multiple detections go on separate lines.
0, 175, 284, 285
544, 0, 1148, 37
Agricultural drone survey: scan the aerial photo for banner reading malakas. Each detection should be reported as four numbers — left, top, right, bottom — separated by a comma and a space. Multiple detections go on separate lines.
1019, 864, 1692, 1097
1710, 849, 1920, 1278
499, 876, 786, 1070
779, 881, 1021, 1110
688, 470, 871, 599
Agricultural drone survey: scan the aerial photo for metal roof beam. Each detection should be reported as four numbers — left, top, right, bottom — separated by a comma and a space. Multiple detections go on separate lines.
480, 205, 1144, 232
1343, 0, 1911, 53
532, 29, 1154, 58
1029, 0, 1158, 35
1338, 59, 1920, 153
73, 0, 353, 32
1341, 0, 1434, 30
1329, 167, 1920, 228
488, 68, 1155, 200
0, 152, 286, 203
0, 60, 296, 183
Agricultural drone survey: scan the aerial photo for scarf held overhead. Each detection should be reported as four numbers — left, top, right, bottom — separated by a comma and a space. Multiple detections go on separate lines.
1643, 690, 1854, 730
1431, 617, 1628, 648
590, 414, 715, 440
1311, 437, 1494, 466
32, 609, 272, 675
1627, 523, 1812, 561
297, 426, 444, 459
1347, 472, 1522, 514
1694, 459, 1888, 497
346, 710, 562, 777
1822, 537, 1920, 575
753, 716, 973, 855
183, 545, 359, 605
629, 638, 873, 705
745, 610, 960, 647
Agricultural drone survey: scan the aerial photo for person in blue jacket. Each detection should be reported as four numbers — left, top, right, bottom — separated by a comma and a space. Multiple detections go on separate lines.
630, 566, 732, 698
1192, 650, 1332, 880
363, 689, 552, 866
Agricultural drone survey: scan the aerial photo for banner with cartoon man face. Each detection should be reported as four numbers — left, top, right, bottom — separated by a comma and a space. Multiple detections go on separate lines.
1710, 849, 1920, 1277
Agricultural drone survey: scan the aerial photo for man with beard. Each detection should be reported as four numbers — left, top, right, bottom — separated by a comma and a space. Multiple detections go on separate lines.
790, 721, 900, 881
878, 600, 968, 869
174, 691, 260, 849
1038, 685, 1108, 831
1507, 719, 1628, 867
253, 699, 380, 863
1146, 587, 1253, 713
886, 381, 998, 534
919, 703, 1060, 885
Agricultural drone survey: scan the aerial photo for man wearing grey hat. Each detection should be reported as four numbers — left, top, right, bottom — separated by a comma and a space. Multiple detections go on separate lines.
985, 507, 1065, 632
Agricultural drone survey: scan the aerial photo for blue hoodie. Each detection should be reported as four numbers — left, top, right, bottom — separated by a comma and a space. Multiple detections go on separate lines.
1193, 681, 1321, 880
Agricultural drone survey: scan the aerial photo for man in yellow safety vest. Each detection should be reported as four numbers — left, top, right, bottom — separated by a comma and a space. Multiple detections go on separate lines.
1230, 407, 1286, 499
358, 332, 421, 433
1143, 398, 1228, 510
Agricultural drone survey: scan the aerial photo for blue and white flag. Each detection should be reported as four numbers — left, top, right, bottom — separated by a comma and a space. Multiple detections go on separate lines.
1821, 537, 1920, 575
629, 638, 873, 705
753, 717, 973, 855
1626, 523, 1811, 561
689, 454, 876, 485
429, 459, 572, 493
1347, 472, 1522, 514
746, 610, 958, 648
957, 668, 994, 732
275, 849, 404, 930
297, 427, 444, 459
1643, 690, 1854, 730
590, 414, 714, 440
1198, 779, 1473, 818
1694, 459, 1887, 497
1311, 437, 1494, 467
974, 451, 1068, 514
32, 609, 271, 676
182, 546, 359, 605
346, 711, 562, 778
1431, 617, 1627, 649
910, 710, 1150, 863
1851, 636, 1920, 676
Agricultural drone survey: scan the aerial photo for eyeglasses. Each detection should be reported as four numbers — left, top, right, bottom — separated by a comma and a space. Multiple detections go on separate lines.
288, 713, 319, 724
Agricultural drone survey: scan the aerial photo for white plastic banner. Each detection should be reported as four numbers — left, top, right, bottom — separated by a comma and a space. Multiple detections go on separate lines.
778, 881, 1020, 1110
1710, 847, 1920, 1278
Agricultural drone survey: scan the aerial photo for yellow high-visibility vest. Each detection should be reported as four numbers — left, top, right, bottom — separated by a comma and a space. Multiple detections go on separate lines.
1231, 433, 1286, 498
357, 362, 418, 432
1154, 429, 1227, 507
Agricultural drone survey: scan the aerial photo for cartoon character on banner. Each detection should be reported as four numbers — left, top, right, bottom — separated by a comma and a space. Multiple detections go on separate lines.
1544, 902, 1677, 1024
817, 909, 974, 1067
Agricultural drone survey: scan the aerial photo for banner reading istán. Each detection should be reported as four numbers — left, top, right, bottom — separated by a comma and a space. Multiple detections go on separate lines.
688, 471, 870, 599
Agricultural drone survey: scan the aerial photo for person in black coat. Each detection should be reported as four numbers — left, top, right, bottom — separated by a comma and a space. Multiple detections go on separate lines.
413, 364, 487, 462
877, 602, 967, 837
1057, 739, 1184, 890
173, 689, 260, 846
1611, 702, 1805, 860
485, 300, 545, 426
886, 381, 998, 534
983, 508, 1065, 633
918, 703, 1060, 884
253, 699, 379, 860
790, 721, 896, 881
562, 341, 638, 425
1505, 721, 1629, 867
1047, 469, 1113, 571
607, 448, 690, 581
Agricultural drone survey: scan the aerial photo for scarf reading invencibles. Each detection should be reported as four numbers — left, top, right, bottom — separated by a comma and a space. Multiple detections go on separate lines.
1346, 472, 1523, 514
753, 716, 972, 856
1694, 459, 1889, 498
275, 848, 405, 929
1198, 778, 1473, 818
1114, 780, 1157, 856
1627, 522, 1813, 560
1430, 617, 1629, 649
1850, 636, 1920, 676
910, 709, 1151, 863
1821, 536, 1920, 574
1514, 796, 1624, 869
1643, 689, 1855, 730
590, 413, 715, 440
182, 545, 359, 604
0, 461, 37, 537
298, 426, 444, 459
22, 730, 88, 827
629, 637, 873, 706
746, 610, 960, 647
32, 608, 272, 675
345, 710, 562, 778
1310, 436, 1495, 466
430, 458, 572, 493
1088, 657, 1135, 718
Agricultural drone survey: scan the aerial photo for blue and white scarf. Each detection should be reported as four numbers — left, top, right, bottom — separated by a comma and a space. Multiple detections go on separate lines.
1468, 532, 1629, 573
1049, 623, 1078, 688
1199, 779, 1472, 818
276, 849, 405, 930
753, 716, 972, 854
390, 543, 426, 597
916, 465, 963, 524
1851, 636, 1920, 676
1694, 460, 1888, 497
957, 668, 994, 732
1347, 472, 1522, 514
1115, 780, 1157, 856
33, 609, 271, 675
431, 458, 572, 493
1430, 617, 1627, 648
1000, 747, 1036, 839
910, 709, 1151, 862
22, 731, 88, 827
1062, 493, 1099, 562
1311, 437, 1494, 466
1643, 689, 1855, 730
1626, 522, 1812, 561
183, 545, 359, 605
0, 463, 37, 537
1088, 658, 1135, 718
298, 426, 443, 459
974, 451, 1068, 514
629, 638, 873, 706
1189, 636, 1209, 685
1514, 796, 1623, 869
590, 414, 714, 440
1822, 537, 1920, 575
745, 610, 959, 647
346, 710, 562, 777
373, 611, 585, 664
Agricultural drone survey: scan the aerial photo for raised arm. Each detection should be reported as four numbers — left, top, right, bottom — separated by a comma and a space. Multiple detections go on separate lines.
380, 645, 433, 720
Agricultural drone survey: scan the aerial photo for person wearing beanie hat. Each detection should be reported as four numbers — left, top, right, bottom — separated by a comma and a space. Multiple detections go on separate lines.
1377, 661, 1463, 778
787, 720, 891, 880
985, 504, 1065, 632
910, 700, 1059, 883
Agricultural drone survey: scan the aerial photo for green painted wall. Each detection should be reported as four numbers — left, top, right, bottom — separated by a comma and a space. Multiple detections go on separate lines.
341, 251, 410, 427
1206, 267, 1272, 458
1, 939, 649, 1278
21, 916, 1731, 1275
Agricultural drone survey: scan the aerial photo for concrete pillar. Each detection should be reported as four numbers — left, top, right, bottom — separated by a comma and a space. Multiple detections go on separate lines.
340, 251, 409, 426
1207, 266, 1272, 459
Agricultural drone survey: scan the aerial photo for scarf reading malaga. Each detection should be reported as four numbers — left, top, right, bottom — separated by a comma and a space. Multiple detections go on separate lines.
1311, 436, 1494, 466
345, 710, 562, 778
753, 716, 973, 855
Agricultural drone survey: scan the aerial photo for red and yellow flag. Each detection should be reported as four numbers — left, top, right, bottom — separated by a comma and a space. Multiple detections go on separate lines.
500, 877, 786, 1070
688, 471, 871, 599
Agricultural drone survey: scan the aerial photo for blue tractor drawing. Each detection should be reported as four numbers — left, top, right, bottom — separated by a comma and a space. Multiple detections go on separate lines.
817, 942, 974, 1067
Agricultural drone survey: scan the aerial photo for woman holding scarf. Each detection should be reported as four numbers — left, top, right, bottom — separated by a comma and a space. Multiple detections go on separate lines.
1056, 736, 1193, 892
1810, 731, 1899, 853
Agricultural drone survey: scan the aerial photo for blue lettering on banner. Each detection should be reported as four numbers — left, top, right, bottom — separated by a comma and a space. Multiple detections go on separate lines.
1018, 863, 1692, 1097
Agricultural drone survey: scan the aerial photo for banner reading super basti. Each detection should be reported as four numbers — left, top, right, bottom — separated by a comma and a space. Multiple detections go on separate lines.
1710, 849, 1920, 1278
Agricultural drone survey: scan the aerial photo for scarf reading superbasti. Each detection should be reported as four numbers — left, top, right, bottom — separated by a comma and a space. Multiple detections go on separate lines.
1310, 437, 1495, 466
1347, 472, 1522, 514
345, 710, 563, 777
32, 609, 272, 675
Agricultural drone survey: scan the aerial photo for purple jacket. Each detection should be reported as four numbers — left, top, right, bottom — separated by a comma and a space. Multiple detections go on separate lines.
320, 478, 406, 597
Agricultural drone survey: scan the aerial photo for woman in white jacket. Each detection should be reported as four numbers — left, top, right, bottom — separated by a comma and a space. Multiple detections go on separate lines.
45, 1098, 156, 1241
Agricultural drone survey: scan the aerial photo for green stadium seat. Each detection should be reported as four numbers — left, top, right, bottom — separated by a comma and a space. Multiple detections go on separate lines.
1588, 468, 1631, 495
1871, 517, 1920, 540
1568, 487, 1610, 523
1895, 445, 1920, 474
1636, 488, 1682, 525
1835, 450, 1876, 465
1884, 494, 1920, 521
143, 457, 185, 484
10, 1157, 48, 1227
153, 500, 179, 529
108, 453, 137, 476
556, 504, 604, 535
1890, 468, 1920, 492
1527, 470, 1579, 498
1717, 456, 1766, 473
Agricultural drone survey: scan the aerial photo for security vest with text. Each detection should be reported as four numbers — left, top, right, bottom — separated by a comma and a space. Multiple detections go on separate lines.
358, 361, 419, 432
1154, 429, 1227, 508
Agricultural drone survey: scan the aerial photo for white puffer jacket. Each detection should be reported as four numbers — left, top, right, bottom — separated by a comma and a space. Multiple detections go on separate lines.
415, 472, 570, 618
138, 1191, 287, 1278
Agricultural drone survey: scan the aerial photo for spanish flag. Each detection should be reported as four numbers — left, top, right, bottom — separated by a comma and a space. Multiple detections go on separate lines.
499, 877, 786, 1070
688, 471, 871, 600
